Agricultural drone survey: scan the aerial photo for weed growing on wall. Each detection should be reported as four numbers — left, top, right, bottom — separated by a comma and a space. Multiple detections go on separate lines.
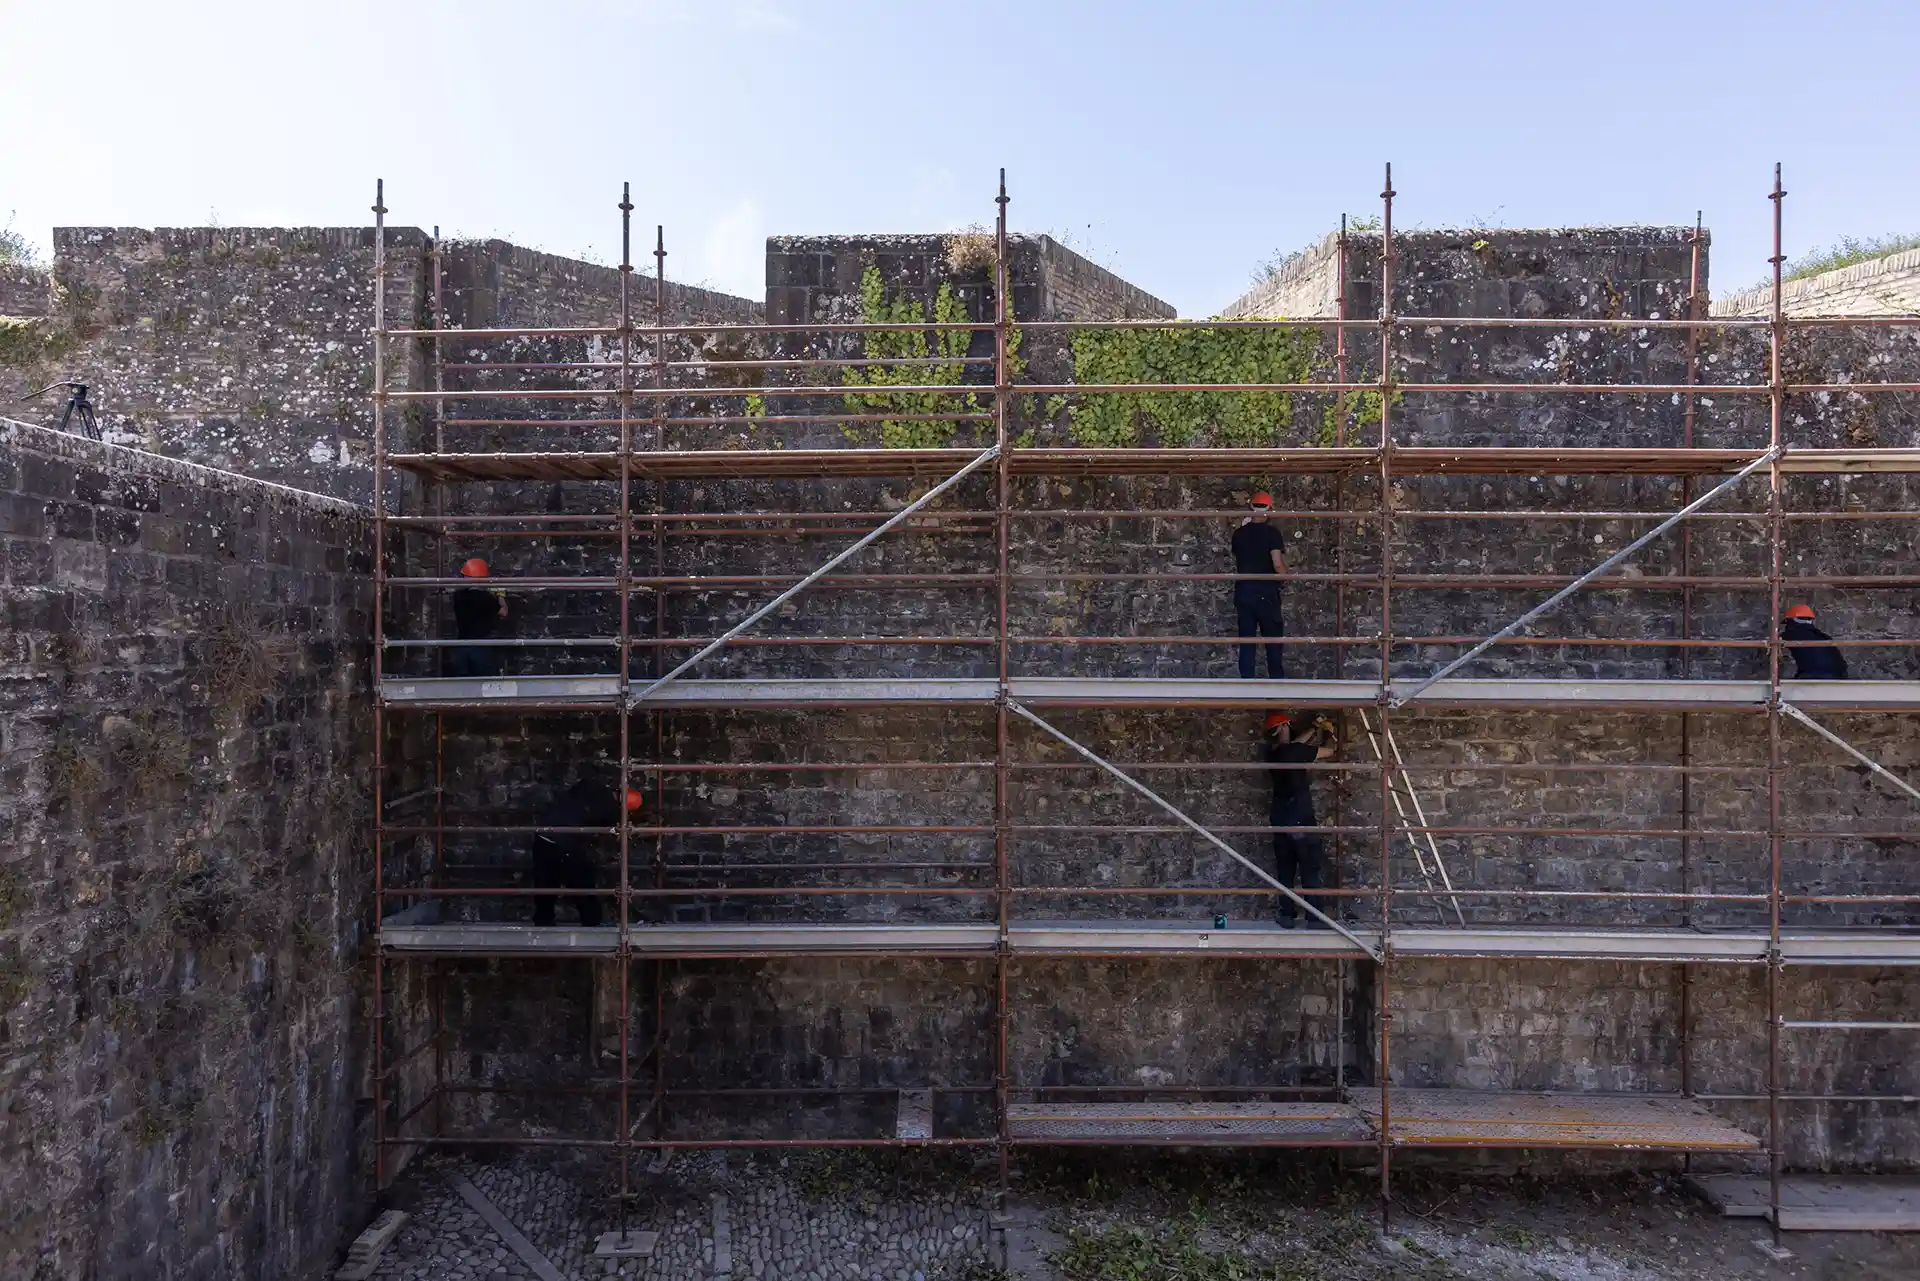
842, 266, 977, 448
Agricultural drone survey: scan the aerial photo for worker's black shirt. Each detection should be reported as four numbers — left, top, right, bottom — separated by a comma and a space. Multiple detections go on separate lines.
1265, 740, 1317, 821
1782, 620, 1848, 680
452, 586, 500, 639
1231, 521, 1286, 603
536, 784, 617, 865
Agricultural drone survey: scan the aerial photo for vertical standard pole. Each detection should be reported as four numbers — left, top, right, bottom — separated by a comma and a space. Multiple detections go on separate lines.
1765, 164, 1788, 1245
992, 169, 1013, 1201
1333, 215, 1351, 1096
1374, 164, 1396, 1232
370, 178, 391, 1190
427, 223, 448, 1141
617, 182, 636, 1230
651, 225, 669, 1150
1678, 212, 1703, 1107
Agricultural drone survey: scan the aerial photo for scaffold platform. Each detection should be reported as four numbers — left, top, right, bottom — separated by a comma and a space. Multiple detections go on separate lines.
1006, 1100, 1372, 1145
377, 919, 1920, 964
1352, 1088, 1762, 1150
377, 675, 1920, 712
385, 445, 1920, 483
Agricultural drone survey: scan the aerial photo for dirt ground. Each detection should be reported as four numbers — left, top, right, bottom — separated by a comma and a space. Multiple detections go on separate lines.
1013, 1152, 1920, 1280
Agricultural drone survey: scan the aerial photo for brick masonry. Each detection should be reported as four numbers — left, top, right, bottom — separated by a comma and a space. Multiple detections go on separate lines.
1713, 245, 1920, 318
0, 419, 375, 1279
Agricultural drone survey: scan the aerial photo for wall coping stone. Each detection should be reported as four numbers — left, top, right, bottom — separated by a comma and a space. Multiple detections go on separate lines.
0, 413, 369, 518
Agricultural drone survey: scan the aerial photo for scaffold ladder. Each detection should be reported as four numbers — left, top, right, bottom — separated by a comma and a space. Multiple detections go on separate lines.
1358, 709, 1465, 926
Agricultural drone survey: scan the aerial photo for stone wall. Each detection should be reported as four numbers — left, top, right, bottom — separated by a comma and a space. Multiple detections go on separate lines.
1713, 246, 1920, 317
0, 419, 375, 1279
0, 228, 759, 503
0, 262, 51, 317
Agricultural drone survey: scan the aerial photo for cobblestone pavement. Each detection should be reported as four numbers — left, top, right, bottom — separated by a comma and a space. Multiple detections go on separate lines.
370, 1149, 995, 1281
364, 1149, 1920, 1280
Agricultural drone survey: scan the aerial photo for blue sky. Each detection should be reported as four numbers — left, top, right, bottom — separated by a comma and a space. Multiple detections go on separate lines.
2, 0, 1916, 313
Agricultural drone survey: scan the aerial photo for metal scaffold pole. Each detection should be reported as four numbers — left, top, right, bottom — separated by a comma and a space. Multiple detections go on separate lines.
371, 176, 391, 1189
617, 181, 636, 1230
1374, 162, 1396, 1232
1765, 162, 1787, 1248
1333, 213, 1352, 1101
993, 168, 1014, 1199
429, 223, 449, 1142
651, 221, 670, 1167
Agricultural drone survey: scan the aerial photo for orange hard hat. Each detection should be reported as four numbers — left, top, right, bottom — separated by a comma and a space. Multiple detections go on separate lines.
1250, 491, 1273, 508
1265, 710, 1290, 731
1785, 603, 1816, 622
460, 558, 490, 578
625, 788, 646, 812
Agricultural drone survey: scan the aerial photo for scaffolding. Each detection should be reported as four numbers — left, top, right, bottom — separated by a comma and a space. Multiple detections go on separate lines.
367, 167, 1920, 1237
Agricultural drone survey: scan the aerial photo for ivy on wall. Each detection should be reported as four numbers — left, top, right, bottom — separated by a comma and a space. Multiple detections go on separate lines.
1064, 320, 1382, 448
842, 266, 977, 448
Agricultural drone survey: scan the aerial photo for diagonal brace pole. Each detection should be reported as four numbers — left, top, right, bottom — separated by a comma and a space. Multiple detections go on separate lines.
636, 444, 999, 699
1391, 447, 1780, 708
1778, 700, 1920, 805
1005, 699, 1383, 960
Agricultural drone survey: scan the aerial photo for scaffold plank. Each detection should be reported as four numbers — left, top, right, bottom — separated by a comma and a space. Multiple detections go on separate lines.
1779, 933, 1920, 965
1007, 1101, 1372, 1144
633, 679, 999, 707
1688, 1174, 1920, 1230
1351, 1089, 1760, 1150
1391, 928, 1768, 963
1008, 920, 1365, 957
375, 675, 1920, 713
382, 923, 618, 955
626, 923, 997, 955
371, 920, 1906, 963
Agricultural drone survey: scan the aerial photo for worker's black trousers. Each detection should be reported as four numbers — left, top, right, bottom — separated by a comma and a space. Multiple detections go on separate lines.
532, 854, 603, 928
1271, 820, 1328, 923
1235, 594, 1285, 679
446, 645, 503, 678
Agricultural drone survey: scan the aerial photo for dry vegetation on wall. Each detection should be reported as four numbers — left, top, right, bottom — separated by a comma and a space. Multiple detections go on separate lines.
1741, 231, 1920, 292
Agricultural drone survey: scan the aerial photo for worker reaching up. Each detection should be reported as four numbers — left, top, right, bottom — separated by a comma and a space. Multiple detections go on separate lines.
448, 558, 509, 678
1781, 604, 1847, 680
1231, 490, 1288, 679
1265, 710, 1336, 928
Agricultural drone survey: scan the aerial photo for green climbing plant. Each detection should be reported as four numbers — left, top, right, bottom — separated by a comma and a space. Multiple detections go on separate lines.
842, 266, 978, 448
1065, 319, 1330, 448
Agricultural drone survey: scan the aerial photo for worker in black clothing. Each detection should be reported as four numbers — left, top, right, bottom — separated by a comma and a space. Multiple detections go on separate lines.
448, 557, 508, 678
1231, 490, 1288, 679
1265, 709, 1335, 928
531, 782, 643, 927
1782, 603, 1848, 679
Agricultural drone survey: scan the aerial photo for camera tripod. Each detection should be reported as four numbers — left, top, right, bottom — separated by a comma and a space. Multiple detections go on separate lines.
21, 380, 102, 441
